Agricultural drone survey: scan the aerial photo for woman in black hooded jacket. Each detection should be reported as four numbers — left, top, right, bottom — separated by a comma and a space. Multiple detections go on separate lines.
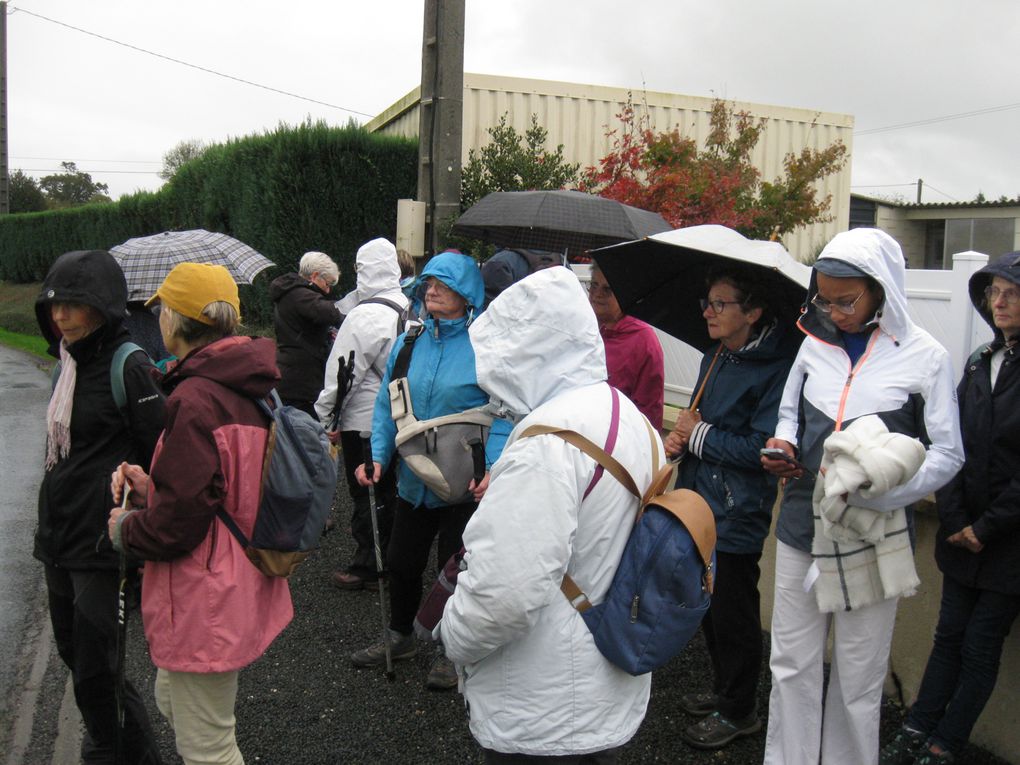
35, 250, 166, 764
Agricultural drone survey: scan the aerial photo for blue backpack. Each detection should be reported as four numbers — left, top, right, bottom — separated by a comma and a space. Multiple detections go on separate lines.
217, 390, 337, 577
521, 419, 716, 676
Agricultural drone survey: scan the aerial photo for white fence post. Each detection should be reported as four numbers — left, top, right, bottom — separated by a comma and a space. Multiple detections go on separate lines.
948, 250, 990, 373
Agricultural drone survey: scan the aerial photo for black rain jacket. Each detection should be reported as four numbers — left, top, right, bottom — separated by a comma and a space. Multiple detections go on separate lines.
269, 272, 341, 402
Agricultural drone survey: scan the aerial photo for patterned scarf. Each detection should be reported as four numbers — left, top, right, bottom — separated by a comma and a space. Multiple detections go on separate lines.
45, 340, 76, 471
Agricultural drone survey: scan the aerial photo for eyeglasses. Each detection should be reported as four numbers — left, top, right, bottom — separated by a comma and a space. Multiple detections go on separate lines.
985, 285, 1020, 306
811, 290, 867, 315
700, 298, 744, 315
588, 282, 614, 297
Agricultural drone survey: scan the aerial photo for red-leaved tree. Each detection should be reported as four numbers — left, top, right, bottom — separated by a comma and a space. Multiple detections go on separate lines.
578, 98, 847, 241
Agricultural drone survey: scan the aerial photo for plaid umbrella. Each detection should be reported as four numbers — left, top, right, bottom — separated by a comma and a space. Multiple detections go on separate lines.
110, 229, 275, 302
451, 190, 671, 255
593, 224, 811, 351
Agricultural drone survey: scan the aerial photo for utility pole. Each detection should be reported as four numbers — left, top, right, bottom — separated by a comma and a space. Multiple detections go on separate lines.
0, 1, 9, 214
916, 178, 923, 204
417, 0, 464, 258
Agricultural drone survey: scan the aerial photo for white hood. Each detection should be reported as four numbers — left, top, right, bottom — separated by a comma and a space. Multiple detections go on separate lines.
336, 237, 401, 313
813, 228, 914, 341
470, 267, 606, 418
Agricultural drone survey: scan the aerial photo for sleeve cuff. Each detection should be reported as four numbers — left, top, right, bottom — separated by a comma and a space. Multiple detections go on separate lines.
688, 421, 713, 458
111, 509, 136, 553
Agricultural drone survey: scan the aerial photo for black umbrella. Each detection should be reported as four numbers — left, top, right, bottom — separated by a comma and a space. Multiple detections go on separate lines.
593, 225, 811, 351
451, 190, 671, 255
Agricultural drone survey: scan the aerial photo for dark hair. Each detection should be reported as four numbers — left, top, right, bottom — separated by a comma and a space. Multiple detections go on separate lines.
705, 265, 776, 329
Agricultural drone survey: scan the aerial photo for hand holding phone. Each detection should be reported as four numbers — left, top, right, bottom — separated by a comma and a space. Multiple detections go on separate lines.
759, 447, 813, 478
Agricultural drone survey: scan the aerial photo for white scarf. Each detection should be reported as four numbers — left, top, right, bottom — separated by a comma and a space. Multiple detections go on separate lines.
45, 340, 76, 471
810, 415, 926, 612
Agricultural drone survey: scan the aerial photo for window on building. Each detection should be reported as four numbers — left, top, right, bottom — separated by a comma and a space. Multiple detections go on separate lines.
943, 218, 1015, 267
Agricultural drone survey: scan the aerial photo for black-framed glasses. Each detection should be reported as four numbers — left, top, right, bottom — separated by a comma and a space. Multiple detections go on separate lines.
985, 285, 1020, 306
811, 290, 867, 315
700, 298, 744, 315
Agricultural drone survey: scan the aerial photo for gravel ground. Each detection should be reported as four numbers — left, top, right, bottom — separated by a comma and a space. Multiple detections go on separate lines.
89, 486, 1014, 764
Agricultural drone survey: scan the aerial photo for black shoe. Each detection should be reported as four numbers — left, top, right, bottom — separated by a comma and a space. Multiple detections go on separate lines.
681, 711, 761, 750
678, 691, 719, 716
880, 727, 927, 765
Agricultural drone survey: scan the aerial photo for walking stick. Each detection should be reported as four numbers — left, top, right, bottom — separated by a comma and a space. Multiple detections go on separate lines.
361, 432, 395, 682
115, 486, 131, 765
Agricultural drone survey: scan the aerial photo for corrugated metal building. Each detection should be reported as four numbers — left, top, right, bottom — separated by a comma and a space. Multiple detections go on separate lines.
365, 73, 855, 261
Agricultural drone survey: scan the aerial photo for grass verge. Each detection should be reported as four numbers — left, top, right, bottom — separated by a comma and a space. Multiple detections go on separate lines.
0, 327, 50, 359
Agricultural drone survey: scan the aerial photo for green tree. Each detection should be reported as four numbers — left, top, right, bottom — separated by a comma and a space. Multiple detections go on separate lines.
38, 162, 112, 208
460, 114, 580, 211
9, 170, 47, 213
159, 139, 207, 181
579, 98, 847, 241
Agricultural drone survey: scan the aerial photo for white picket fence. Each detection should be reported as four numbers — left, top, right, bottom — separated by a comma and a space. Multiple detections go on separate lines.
575, 250, 994, 408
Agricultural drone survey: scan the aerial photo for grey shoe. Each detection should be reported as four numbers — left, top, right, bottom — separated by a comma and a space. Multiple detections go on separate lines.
678, 691, 719, 716
350, 630, 417, 668
425, 654, 458, 691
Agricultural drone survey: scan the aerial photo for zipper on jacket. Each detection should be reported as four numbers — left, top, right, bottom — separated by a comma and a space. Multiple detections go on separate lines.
833, 330, 882, 431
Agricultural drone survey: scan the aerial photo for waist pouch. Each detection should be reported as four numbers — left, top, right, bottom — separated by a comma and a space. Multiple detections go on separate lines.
389, 376, 492, 504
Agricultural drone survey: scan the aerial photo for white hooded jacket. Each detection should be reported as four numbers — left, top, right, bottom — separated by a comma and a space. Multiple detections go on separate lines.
440, 267, 663, 756
315, 238, 407, 432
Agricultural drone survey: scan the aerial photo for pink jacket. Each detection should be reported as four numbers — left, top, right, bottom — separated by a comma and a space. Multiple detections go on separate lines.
601, 315, 665, 428
121, 336, 293, 672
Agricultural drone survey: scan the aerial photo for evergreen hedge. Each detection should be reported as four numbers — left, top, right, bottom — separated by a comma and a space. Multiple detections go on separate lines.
0, 121, 418, 326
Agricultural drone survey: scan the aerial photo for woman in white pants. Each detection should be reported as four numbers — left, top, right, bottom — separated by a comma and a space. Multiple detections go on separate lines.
760, 229, 963, 765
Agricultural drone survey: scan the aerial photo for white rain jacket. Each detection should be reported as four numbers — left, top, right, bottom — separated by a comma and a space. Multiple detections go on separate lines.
315, 238, 407, 433
440, 267, 663, 756
774, 228, 965, 553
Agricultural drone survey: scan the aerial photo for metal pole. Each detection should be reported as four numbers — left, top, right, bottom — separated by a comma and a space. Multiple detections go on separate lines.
0, 1, 9, 214
916, 178, 923, 205
417, 0, 464, 258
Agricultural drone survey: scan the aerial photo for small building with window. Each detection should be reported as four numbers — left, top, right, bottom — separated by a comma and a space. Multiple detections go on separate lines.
850, 194, 1020, 268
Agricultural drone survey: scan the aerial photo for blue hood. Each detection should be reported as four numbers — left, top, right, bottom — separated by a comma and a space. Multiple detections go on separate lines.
421, 251, 485, 315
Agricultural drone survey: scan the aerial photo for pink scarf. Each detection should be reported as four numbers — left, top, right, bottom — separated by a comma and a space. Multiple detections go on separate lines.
45, 341, 76, 471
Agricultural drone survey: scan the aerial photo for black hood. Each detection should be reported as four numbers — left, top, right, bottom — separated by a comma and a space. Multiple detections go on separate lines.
969, 251, 1020, 339
269, 272, 316, 302
35, 250, 128, 350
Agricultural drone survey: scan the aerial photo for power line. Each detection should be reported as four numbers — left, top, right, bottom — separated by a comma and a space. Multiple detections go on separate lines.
19, 168, 161, 175
855, 102, 1020, 136
12, 155, 161, 164
9, 5, 375, 119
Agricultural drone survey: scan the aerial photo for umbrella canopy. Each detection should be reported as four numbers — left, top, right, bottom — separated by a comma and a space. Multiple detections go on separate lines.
110, 229, 275, 302
451, 190, 671, 255
593, 224, 811, 351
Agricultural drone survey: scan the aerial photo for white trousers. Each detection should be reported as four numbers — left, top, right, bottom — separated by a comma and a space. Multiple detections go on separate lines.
763, 541, 898, 765
155, 668, 244, 765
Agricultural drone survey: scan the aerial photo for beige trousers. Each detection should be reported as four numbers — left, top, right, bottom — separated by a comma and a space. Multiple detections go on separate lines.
155, 667, 243, 765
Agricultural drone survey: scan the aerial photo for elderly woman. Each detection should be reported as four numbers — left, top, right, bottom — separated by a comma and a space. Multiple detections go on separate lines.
588, 262, 665, 428
269, 250, 342, 417
663, 266, 798, 750
881, 252, 1020, 765
35, 250, 166, 764
761, 229, 964, 765
351, 251, 510, 690
109, 263, 293, 765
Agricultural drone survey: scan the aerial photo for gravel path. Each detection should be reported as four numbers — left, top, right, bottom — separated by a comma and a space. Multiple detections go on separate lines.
109, 488, 1011, 765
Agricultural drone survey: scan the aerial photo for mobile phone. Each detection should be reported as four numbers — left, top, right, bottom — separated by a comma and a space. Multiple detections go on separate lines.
759, 447, 813, 476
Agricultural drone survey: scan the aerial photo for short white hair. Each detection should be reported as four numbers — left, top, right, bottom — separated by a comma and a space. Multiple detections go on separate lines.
299, 251, 339, 284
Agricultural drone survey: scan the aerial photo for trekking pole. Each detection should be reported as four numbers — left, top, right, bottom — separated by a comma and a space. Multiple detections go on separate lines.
361, 432, 395, 682
115, 486, 131, 765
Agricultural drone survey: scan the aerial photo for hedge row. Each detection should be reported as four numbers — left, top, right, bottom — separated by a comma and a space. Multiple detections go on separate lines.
0, 121, 418, 326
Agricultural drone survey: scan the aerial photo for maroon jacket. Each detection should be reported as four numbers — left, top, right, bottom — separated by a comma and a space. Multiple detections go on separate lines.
601, 315, 665, 428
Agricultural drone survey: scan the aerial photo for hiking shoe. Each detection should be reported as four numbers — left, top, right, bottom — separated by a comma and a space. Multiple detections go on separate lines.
914, 744, 955, 765
880, 727, 927, 765
681, 711, 761, 750
678, 691, 719, 716
350, 630, 417, 668
332, 571, 380, 591
425, 654, 458, 691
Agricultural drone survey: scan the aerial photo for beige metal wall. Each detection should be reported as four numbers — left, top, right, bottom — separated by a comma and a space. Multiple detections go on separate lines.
365, 73, 855, 261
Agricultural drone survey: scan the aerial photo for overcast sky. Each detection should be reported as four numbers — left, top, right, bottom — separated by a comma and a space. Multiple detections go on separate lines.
9, 0, 1019, 205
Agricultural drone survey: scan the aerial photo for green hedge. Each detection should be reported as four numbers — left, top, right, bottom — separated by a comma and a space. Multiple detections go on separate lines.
0, 121, 418, 326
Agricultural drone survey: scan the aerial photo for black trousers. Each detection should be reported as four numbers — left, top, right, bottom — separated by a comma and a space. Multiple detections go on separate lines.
44, 565, 162, 765
339, 430, 396, 580
386, 498, 476, 635
701, 550, 763, 720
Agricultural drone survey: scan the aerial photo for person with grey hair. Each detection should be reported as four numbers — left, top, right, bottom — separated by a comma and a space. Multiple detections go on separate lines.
270, 251, 342, 417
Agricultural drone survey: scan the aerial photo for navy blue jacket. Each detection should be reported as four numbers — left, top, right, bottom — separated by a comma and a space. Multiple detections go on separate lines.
677, 323, 798, 554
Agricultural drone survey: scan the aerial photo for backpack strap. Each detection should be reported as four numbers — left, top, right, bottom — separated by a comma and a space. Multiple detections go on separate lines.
51, 341, 145, 414
360, 296, 408, 337
392, 323, 425, 381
